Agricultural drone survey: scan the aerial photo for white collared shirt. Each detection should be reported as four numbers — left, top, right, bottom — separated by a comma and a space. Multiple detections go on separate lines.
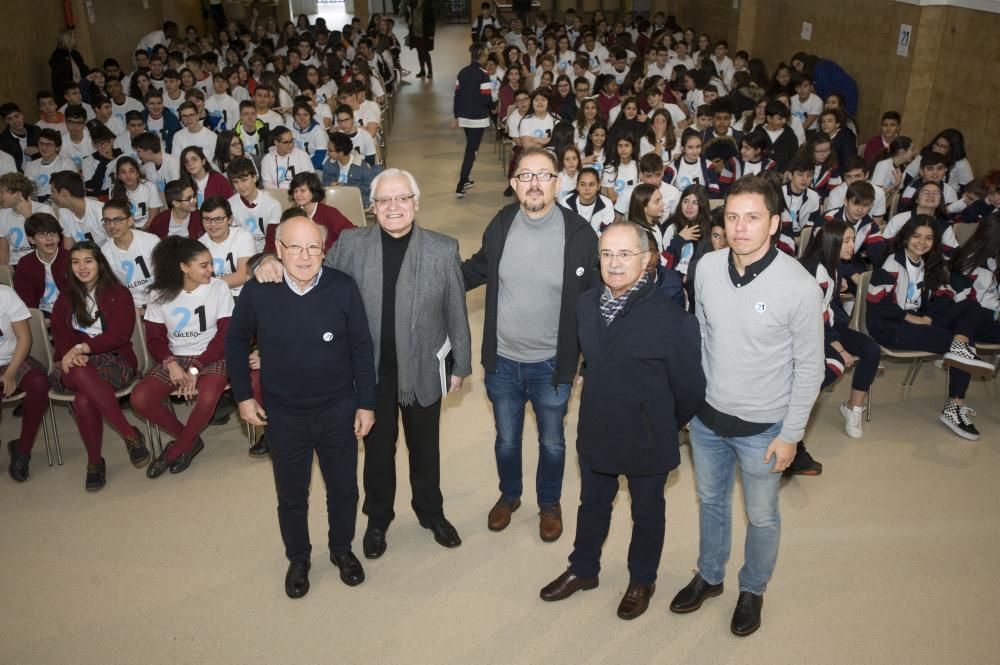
284, 266, 323, 296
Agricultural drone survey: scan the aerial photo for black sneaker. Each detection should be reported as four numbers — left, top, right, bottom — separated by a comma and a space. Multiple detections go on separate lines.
124, 429, 150, 468
85, 458, 107, 491
7, 440, 29, 482
455, 183, 466, 198
462, 179, 475, 189
939, 401, 980, 441
248, 433, 270, 459
783, 441, 822, 476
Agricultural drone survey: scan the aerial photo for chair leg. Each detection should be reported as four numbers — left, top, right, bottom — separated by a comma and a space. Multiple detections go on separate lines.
910, 358, 924, 386
865, 385, 872, 422
52, 403, 64, 466
43, 399, 54, 467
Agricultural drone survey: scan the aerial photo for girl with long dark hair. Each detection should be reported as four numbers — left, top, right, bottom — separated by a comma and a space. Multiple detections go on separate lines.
180, 146, 234, 207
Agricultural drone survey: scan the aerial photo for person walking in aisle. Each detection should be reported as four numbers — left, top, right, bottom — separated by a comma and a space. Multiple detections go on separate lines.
451, 43, 493, 199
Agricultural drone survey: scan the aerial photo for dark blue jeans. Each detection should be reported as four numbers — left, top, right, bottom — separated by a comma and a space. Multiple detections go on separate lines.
484, 355, 571, 508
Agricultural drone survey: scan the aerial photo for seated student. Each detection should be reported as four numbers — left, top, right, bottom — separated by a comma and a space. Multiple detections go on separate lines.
99, 198, 159, 310
700, 98, 743, 144
704, 138, 742, 196
690, 103, 713, 136
862, 111, 902, 164
331, 104, 376, 167
869, 136, 915, 198
24, 129, 77, 203
261, 126, 315, 190
751, 99, 798, 174
104, 77, 143, 125
819, 108, 857, 169
179, 146, 233, 207
780, 156, 823, 244
148, 179, 204, 239
639, 107, 678, 163
728, 131, 776, 180
663, 129, 719, 197
796, 132, 841, 204
518, 90, 557, 150
660, 183, 712, 275
275, 171, 355, 253
820, 180, 883, 268
132, 236, 234, 478
0, 172, 54, 267
614, 153, 681, 224
109, 156, 162, 230
950, 215, 1000, 341
339, 81, 380, 138
1, 103, 41, 171
132, 132, 179, 195
0, 150, 15, 178
1, 284, 54, 483
205, 73, 241, 132
233, 101, 271, 167
172, 101, 218, 157
51, 170, 108, 247
88, 95, 126, 138
866, 215, 996, 441
561, 167, 615, 234
36, 91, 66, 133
790, 75, 822, 131
59, 82, 95, 121
49, 241, 150, 490
161, 68, 187, 114
226, 157, 282, 253
320, 133, 380, 207
142, 89, 182, 153
556, 145, 582, 201
898, 152, 962, 215
594, 74, 621, 120
904, 128, 974, 195
14, 212, 69, 313
112, 111, 147, 159
287, 101, 328, 170
80, 125, 122, 197
197, 196, 255, 296
601, 133, 639, 202
957, 170, 1000, 223
60, 105, 94, 172
882, 180, 959, 256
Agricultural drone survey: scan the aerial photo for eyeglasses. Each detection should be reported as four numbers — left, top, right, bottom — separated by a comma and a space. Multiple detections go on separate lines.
598, 249, 647, 261
513, 171, 557, 182
37, 141, 56, 148
202, 215, 230, 224
181, 194, 197, 202
372, 193, 416, 207
280, 240, 323, 256
101, 216, 130, 226
33, 231, 61, 239
276, 139, 294, 145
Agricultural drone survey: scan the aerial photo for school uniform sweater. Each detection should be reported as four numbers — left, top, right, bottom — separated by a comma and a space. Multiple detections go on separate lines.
13, 248, 70, 309
50, 283, 137, 367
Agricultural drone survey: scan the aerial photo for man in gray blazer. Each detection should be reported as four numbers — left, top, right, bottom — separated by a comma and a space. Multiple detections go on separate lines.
253, 168, 473, 560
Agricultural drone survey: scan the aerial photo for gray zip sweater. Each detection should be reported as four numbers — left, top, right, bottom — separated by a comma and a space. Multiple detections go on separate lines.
694, 248, 824, 443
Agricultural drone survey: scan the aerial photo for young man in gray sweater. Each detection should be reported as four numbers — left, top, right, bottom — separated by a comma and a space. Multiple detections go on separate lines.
668, 176, 824, 636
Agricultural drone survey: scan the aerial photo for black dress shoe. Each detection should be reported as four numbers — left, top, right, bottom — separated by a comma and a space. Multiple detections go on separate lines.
669, 573, 724, 614
617, 582, 655, 620
330, 551, 365, 586
731, 591, 764, 636
285, 561, 311, 599
146, 443, 175, 479
7, 440, 29, 482
248, 433, 270, 459
85, 458, 107, 492
124, 430, 150, 468
169, 437, 205, 474
363, 526, 387, 559
424, 518, 461, 548
539, 570, 599, 601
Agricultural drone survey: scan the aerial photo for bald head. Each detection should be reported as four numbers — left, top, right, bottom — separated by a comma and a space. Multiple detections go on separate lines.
275, 216, 327, 246
276, 216, 327, 288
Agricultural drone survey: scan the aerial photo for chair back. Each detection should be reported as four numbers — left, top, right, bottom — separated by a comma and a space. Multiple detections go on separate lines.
850, 271, 873, 335
709, 198, 725, 210
264, 188, 293, 211
887, 190, 901, 218
953, 222, 978, 247
797, 226, 813, 258
26, 309, 53, 374
0, 265, 13, 288
324, 186, 367, 227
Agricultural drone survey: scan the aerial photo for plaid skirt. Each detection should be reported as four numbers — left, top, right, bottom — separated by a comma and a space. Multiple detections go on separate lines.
50, 352, 136, 393
1, 356, 47, 386
144, 356, 227, 384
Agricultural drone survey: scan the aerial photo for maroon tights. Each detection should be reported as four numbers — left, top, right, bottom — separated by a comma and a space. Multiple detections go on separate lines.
60, 364, 140, 465
130, 374, 228, 462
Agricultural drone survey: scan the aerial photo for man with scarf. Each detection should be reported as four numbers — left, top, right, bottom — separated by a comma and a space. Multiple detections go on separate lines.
250, 168, 472, 560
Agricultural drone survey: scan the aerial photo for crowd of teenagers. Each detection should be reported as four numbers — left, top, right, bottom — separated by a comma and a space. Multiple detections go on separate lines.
452, 5, 1000, 459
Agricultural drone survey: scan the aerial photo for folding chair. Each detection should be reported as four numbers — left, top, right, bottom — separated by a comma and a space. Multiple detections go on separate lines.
324, 186, 367, 228
797, 226, 813, 258
5, 309, 57, 465
0, 265, 13, 288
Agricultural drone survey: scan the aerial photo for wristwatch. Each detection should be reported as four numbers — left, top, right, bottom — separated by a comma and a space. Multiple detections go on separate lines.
188, 366, 200, 376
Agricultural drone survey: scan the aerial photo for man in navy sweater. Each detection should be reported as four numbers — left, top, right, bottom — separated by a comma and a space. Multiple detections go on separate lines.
226, 216, 376, 599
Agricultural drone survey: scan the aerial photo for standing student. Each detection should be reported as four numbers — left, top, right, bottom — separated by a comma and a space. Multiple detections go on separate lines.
669, 177, 824, 637
14, 213, 69, 313
0, 173, 54, 267
2, 285, 53, 483
227, 157, 282, 253
866, 216, 996, 440
110, 157, 163, 230
463, 148, 600, 542
261, 126, 315, 190
451, 43, 494, 198
198, 196, 255, 295
99, 198, 159, 309
132, 236, 235, 477
147, 179, 204, 239
179, 146, 234, 206
51, 170, 108, 247
50, 241, 150, 490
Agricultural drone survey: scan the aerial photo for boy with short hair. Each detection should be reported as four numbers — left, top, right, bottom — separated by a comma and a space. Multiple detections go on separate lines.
791, 76, 822, 131
694, 105, 714, 133
701, 99, 742, 143
147, 179, 203, 239
754, 100, 798, 173
332, 103, 376, 166
162, 69, 186, 113
82, 125, 122, 197
206, 73, 241, 132
0, 172, 54, 266
113, 111, 147, 158
227, 157, 283, 253
0, 103, 41, 171
260, 126, 314, 190
50, 170, 108, 246
824, 155, 887, 222
14, 212, 68, 312
88, 95, 126, 137
142, 89, 181, 153
862, 111, 901, 164
320, 133, 380, 207
198, 195, 256, 296
132, 131, 178, 194
781, 157, 822, 243
898, 152, 961, 214
59, 83, 95, 121
24, 129, 76, 202
822, 180, 883, 268
172, 101, 218, 156
471, 3, 499, 42
711, 41, 735, 88
60, 105, 94, 171
233, 101, 270, 165
36, 91, 66, 133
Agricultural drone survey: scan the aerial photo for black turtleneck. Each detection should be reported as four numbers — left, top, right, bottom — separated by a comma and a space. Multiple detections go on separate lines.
379, 225, 412, 378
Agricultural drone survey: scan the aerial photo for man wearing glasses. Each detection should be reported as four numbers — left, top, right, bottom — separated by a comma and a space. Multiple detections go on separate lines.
170, 101, 218, 157
540, 221, 704, 620
228, 215, 376, 599
463, 147, 599, 542
147, 180, 203, 239
250, 169, 472, 561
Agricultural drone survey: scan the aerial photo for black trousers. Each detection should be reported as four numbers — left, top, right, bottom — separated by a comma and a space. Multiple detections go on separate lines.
459, 127, 486, 184
363, 376, 443, 530
267, 398, 359, 563
569, 461, 669, 585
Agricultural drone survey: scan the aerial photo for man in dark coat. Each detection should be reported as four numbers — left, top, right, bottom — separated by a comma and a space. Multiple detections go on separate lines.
539, 220, 705, 620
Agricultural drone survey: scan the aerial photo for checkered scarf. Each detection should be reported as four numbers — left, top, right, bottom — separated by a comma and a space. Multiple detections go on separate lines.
599, 272, 649, 326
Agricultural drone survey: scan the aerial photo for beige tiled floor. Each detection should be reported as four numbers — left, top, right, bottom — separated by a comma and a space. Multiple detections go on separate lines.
2, 22, 1000, 665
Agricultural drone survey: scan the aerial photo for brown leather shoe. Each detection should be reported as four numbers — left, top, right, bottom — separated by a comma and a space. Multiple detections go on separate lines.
487, 497, 521, 531
617, 582, 655, 620
539, 570, 599, 601
539, 503, 563, 542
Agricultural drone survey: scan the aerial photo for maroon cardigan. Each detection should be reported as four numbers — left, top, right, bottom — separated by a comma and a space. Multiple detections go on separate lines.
200, 172, 234, 200
14, 247, 70, 309
263, 202, 356, 253
147, 210, 204, 239
50, 282, 138, 368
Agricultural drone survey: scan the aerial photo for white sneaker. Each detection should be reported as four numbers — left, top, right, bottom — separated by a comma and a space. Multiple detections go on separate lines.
840, 401, 865, 438
943, 340, 996, 377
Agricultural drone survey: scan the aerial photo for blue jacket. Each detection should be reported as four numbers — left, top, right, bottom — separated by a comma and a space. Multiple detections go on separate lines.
143, 108, 181, 153
453, 62, 493, 121
321, 160, 383, 207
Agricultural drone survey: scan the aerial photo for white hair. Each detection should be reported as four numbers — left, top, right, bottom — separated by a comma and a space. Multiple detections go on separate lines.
370, 168, 421, 205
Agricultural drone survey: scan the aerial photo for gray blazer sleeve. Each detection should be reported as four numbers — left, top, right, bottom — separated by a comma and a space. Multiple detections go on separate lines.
443, 238, 473, 378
